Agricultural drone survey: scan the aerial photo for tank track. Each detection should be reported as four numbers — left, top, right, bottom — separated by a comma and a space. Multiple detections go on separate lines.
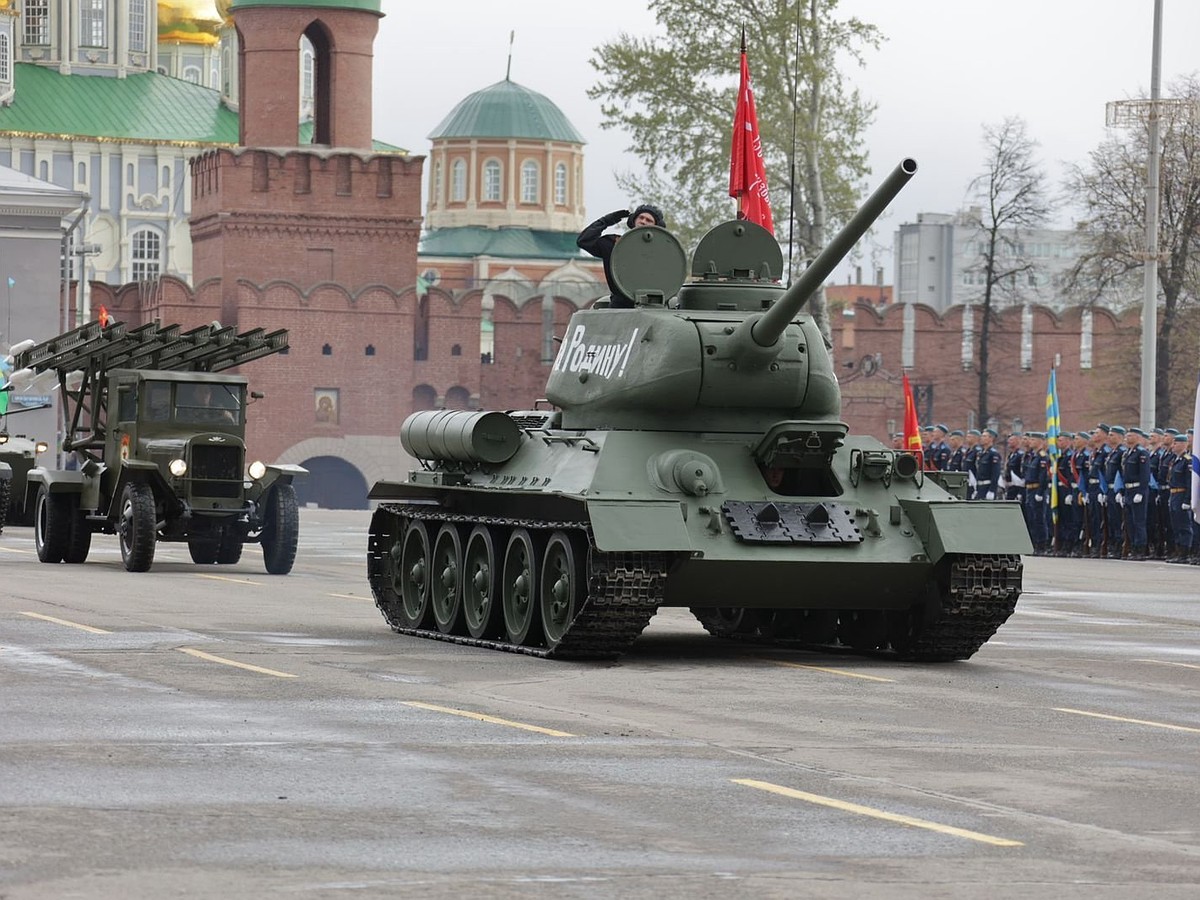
367, 504, 666, 659
693, 553, 1022, 662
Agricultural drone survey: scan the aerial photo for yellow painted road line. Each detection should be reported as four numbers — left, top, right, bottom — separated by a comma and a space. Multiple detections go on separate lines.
1053, 707, 1200, 734
328, 592, 368, 601
0, 546, 33, 553
733, 779, 1023, 847
177, 647, 297, 678
1134, 658, 1200, 672
194, 574, 260, 586
403, 701, 575, 738
19, 611, 111, 634
771, 660, 895, 683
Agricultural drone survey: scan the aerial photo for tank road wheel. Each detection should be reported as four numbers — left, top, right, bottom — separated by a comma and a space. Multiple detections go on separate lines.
430, 524, 464, 635
0, 478, 10, 530
502, 528, 540, 646
540, 530, 583, 650
34, 486, 70, 564
398, 520, 434, 629
691, 607, 762, 638
261, 484, 299, 575
217, 527, 244, 565
757, 610, 800, 639
63, 501, 92, 564
463, 525, 503, 639
118, 482, 157, 572
189, 540, 219, 565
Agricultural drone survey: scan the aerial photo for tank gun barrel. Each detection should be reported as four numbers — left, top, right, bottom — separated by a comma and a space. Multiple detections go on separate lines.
751, 158, 917, 348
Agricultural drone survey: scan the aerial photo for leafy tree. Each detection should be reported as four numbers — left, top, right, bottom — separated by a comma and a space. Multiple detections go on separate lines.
1065, 74, 1200, 425
962, 117, 1052, 425
587, 0, 880, 338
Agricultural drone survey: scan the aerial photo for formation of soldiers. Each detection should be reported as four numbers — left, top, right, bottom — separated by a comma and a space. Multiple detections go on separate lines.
893, 424, 1199, 562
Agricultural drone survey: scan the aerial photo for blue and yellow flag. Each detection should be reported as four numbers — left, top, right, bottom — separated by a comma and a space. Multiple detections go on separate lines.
1046, 367, 1061, 524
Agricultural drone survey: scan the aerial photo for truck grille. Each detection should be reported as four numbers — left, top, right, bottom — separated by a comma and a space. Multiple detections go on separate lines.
191, 444, 243, 499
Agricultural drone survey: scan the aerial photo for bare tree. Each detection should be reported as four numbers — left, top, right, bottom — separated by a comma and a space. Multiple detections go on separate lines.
965, 117, 1052, 424
1065, 75, 1200, 425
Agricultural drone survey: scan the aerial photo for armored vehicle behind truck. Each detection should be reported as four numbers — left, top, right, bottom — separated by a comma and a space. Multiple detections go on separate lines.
0, 430, 51, 531
366, 159, 1032, 660
13, 320, 305, 573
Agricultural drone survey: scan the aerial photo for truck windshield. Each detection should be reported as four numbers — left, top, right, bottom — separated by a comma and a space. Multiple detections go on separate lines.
174, 383, 243, 425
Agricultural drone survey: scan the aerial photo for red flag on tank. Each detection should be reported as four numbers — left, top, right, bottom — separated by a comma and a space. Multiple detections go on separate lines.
902, 373, 923, 468
728, 34, 773, 233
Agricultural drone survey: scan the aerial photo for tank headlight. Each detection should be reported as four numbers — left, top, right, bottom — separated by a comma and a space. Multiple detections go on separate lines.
169, 458, 188, 477
35, 441, 49, 454
247, 460, 267, 480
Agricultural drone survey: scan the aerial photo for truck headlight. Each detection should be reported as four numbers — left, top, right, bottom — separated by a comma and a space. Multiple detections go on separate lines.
35, 441, 49, 454
247, 460, 267, 480
169, 458, 188, 477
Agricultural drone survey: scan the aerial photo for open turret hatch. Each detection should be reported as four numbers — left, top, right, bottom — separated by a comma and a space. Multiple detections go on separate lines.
608, 225, 688, 307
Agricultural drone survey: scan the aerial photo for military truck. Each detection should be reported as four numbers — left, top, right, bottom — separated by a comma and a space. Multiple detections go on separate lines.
365, 159, 1032, 661
14, 320, 305, 573
0, 428, 51, 530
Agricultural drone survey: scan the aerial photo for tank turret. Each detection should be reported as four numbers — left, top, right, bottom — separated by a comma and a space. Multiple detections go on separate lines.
545, 159, 917, 434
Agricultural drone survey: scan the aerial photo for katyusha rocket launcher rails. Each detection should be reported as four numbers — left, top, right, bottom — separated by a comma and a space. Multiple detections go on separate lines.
366, 158, 1032, 662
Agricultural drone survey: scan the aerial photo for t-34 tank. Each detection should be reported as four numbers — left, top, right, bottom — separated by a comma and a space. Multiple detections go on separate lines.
367, 158, 1032, 660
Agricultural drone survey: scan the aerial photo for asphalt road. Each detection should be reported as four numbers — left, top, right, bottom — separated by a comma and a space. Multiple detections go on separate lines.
2, 509, 1199, 898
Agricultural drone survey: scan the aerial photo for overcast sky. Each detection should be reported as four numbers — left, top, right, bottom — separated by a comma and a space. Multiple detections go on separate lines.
371, 0, 1200, 280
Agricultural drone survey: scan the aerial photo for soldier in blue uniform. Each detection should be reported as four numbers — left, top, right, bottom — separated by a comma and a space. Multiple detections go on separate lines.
963, 429, 982, 495
1147, 429, 1165, 558
947, 430, 965, 472
1166, 433, 1194, 563
1105, 425, 1126, 558
1023, 432, 1051, 554
1005, 433, 1025, 506
1155, 431, 1175, 558
1054, 431, 1078, 556
930, 424, 951, 471
1122, 427, 1152, 560
973, 428, 1002, 501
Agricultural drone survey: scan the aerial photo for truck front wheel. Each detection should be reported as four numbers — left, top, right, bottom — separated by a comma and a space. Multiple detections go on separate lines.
34, 486, 70, 564
261, 484, 299, 575
118, 483, 157, 572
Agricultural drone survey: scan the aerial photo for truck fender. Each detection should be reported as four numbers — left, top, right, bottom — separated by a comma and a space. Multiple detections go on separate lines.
25, 466, 85, 492
105, 460, 174, 521
248, 463, 308, 501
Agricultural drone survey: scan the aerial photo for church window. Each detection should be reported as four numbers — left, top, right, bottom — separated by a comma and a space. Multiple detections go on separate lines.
24, 0, 50, 45
130, 228, 161, 282
451, 159, 466, 202
300, 38, 315, 117
129, 0, 147, 53
0, 35, 9, 84
483, 160, 502, 202
183, 66, 202, 85
521, 160, 539, 204
80, 0, 107, 48
554, 163, 567, 205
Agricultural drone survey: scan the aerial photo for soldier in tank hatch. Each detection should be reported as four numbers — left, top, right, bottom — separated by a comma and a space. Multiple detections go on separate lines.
576, 204, 667, 309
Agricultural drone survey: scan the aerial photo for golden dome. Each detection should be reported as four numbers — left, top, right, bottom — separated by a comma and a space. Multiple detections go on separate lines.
157, 0, 222, 46
0, 0, 16, 13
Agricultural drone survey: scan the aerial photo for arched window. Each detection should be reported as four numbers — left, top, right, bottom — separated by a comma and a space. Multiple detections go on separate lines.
521, 160, 539, 204
483, 160, 502, 202
182, 66, 202, 85
24, 0, 50, 45
451, 159, 466, 202
303, 23, 333, 145
554, 162, 567, 205
444, 386, 470, 409
128, 0, 147, 53
80, 0, 107, 47
130, 228, 162, 282
431, 158, 442, 208
411, 384, 437, 413
0, 35, 10, 84
300, 37, 315, 119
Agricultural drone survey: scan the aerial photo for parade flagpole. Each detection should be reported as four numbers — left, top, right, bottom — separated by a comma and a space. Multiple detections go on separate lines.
729, 26, 773, 232
1191, 369, 1200, 526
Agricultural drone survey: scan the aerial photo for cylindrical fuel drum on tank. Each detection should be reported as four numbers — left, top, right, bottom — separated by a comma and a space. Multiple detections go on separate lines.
400, 410, 522, 464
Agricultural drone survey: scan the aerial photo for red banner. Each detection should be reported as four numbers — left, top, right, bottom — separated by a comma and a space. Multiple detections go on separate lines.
729, 48, 773, 232
902, 373, 923, 467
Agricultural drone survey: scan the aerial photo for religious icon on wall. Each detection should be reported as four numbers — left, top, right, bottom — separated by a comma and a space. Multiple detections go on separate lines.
315, 388, 339, 424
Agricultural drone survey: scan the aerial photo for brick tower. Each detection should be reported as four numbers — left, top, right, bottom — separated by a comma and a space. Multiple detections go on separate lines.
187, 0, 425, 501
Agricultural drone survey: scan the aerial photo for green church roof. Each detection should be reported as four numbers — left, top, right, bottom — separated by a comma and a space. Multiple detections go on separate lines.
0, 64, 238, 144
0, 64, 403, 151
420, 227, 587, 260
429, 79, 585, 144
230, 0, 382, 13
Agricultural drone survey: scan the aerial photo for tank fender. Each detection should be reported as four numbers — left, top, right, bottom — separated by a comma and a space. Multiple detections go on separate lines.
898, 498, 1032, 563
588, 499, 693, 552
